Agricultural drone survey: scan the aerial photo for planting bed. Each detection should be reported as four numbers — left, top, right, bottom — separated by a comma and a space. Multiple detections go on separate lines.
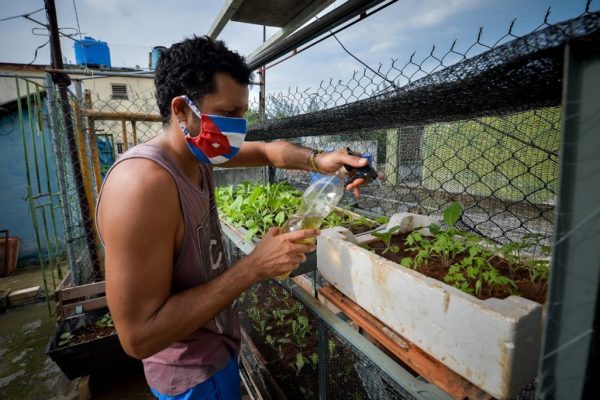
317, 209, 547, 399
238, 282, 368, 400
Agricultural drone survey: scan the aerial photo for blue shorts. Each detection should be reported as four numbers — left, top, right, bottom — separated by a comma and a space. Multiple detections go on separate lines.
150, 356, 241, 400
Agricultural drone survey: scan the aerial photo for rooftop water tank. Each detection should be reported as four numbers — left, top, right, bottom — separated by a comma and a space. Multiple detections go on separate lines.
74, 36, 111, 68
150, 46, 167, 70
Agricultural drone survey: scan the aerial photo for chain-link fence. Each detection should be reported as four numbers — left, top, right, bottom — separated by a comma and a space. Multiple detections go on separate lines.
8, 2, 594, 397
246, 9, 599, 251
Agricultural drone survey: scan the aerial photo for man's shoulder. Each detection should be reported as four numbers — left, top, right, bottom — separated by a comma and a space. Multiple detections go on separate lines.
101, 157, 177, 204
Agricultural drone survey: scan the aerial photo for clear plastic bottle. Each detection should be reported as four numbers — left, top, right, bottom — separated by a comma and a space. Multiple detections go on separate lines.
276, 169, 347, 280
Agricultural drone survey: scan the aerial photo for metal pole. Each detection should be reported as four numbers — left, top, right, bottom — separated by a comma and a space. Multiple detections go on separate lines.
16, 78, 51, 315
45, 0, 101, 281
45, 73, 79, 284
259, 25, 266, 122
318, 318, 329, 400
536, 41, 600, 400
25, 80, 57, 291
35, 84, 63, 284
44, 68, 155, 79
83, 89, 103, 191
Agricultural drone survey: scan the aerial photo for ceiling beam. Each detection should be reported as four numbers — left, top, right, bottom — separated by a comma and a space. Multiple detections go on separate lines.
247, 0, 336, 60
208, 0, 244, 39
247, 0, 387, 70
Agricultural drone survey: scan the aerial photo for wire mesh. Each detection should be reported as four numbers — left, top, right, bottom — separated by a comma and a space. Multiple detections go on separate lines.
236, 276, 421, 400
46, 80, 99, 285
18, 3, 596, 397
244, 10, 600, 248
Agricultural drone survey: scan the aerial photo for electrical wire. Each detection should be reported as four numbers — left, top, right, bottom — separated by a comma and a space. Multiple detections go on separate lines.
264, 0, 398, 71
14, 40, 50, 72
330, 31, 399, 90
72, 0, 83, 41
0, 7, 44, 22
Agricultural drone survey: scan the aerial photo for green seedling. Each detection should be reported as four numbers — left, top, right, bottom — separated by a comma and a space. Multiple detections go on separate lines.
371, 225, 401, 254
95, 313, 114, 328
58, 331, 74, 346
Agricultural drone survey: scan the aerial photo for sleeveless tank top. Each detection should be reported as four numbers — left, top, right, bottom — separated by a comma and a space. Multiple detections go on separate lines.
96, 142, 240, 395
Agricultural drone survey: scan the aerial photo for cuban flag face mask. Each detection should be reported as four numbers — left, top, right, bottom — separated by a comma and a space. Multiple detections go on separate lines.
179, 95, 247, 165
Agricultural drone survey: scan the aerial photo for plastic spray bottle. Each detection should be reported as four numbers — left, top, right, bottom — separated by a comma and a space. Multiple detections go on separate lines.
276, 148, 379, 280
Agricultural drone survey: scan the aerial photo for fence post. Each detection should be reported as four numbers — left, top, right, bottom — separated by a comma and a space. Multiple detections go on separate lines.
46, 73, 79, 284
83, 89, 103, 191
384, 129, 399, 185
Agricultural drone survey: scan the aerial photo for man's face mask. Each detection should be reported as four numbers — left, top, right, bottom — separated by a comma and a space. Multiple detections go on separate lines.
179, 95, 247, 165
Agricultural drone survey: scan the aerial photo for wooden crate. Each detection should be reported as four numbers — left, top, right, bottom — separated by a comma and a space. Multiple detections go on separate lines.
55, 272, 107, 320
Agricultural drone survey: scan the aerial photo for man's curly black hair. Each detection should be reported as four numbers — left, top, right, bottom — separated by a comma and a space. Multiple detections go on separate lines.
155, 35, 253, 124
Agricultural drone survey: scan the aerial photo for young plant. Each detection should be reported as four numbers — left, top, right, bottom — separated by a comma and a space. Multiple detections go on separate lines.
290, 315, 311, 348
309, 352, 319, 370
292, 352, 309, 375
95, 313, 114, 328
272, 308, 292, 327
248, 306, 270, 335
58, 332, 74, 347
371, 225, 401, 254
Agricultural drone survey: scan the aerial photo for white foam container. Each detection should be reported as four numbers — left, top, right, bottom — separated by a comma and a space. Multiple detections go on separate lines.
316, 213, 542, 399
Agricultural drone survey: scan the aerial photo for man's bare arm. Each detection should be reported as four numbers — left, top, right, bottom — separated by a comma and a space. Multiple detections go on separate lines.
97, 159, 316, 359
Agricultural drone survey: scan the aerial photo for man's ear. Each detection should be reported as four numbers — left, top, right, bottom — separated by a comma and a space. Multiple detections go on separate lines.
171, 96, 188, 122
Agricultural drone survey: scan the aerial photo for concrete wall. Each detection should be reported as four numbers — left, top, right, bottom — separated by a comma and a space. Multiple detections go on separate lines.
0, 99, 64, 263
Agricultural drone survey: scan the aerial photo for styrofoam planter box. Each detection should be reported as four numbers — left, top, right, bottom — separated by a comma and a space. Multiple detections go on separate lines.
317, 213, 543, 399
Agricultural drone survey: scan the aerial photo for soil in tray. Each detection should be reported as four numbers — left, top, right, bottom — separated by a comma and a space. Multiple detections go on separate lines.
66, 324, 116, 346
239, 282, 368, 399
58, 314, 116, 347
368, 232, 548, 304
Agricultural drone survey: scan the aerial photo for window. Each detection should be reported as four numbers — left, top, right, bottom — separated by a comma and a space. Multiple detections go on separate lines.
111, 84, 128, 100
117, 143, 124, 154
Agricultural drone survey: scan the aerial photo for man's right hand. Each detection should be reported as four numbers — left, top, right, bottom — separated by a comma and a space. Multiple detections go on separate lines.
247, 227, 319, 280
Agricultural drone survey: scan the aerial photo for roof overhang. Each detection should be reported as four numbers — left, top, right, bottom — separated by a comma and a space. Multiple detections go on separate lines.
208, 0, 388, 70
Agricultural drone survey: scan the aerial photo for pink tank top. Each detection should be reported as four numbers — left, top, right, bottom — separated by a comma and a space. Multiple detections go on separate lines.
97, 142, 240, 395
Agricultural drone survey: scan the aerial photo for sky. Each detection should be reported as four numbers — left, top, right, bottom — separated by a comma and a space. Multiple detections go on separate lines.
0, 0, 595, 97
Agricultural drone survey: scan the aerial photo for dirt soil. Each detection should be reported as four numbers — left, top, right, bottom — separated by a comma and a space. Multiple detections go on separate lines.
65, 324, 116, 346
368, 232, 547, 304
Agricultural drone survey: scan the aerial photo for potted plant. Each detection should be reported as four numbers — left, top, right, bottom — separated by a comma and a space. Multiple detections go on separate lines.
316, 203, 549, 400
45, 308, 140, 379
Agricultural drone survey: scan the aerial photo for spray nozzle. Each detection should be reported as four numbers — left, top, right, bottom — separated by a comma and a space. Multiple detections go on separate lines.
343, 147, 379, 184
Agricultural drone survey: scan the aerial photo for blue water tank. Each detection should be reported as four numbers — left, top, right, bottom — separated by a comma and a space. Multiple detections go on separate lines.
74, 36, 111, 67
150, 46, 167, 70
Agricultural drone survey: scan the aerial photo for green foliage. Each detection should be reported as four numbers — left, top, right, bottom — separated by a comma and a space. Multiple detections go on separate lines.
216, 181, 379, 241
291, 315, 311, 348
443, 202, 461, 227
248, 306, 271, 335
393, 203, 550, 298
58, 332, 74, 347
216, 181, 301, 241
95, 313, 114, 328
372, 226, 401, 254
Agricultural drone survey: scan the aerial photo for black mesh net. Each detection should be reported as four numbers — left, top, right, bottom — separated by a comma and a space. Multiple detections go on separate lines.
245, 11, 600, 248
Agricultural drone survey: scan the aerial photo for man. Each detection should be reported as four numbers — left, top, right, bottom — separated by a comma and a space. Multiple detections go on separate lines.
96, 36, 368, 399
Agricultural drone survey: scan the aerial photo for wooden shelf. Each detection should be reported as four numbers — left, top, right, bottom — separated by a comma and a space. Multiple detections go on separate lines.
319, 285, 493, 400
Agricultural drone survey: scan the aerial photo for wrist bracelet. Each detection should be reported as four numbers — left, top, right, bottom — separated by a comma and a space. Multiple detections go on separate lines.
308, 149, 323, 174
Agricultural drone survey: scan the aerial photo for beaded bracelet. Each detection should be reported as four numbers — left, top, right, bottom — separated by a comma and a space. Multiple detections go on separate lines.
308, 149, 323, 174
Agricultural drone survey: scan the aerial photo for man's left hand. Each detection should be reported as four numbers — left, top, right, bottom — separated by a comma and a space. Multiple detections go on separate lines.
316, 149, 369, 198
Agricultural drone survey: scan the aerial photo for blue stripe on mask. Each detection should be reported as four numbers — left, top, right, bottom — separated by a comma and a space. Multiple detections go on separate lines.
208, 114, 247, 134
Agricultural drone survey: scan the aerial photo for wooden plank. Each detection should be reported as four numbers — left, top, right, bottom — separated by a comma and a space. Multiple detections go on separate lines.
85, 110, 161, 122
59, 281, 105, 301
78, 375, 92, 400
61, 297, 107, 318
319, 285, 493, 400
